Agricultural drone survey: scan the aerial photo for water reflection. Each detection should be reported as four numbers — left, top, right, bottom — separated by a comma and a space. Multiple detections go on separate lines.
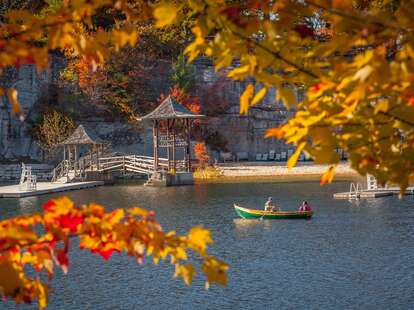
1, 181, 413, 310
18, 196, 39, 213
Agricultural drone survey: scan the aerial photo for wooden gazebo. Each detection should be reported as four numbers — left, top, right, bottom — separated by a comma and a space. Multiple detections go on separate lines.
140, 95, 204, 185
59, 124, 106, 175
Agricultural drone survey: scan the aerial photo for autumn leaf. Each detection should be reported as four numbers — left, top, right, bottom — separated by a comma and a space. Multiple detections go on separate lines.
7, 88, 21, 114
174, 264, 197, 286
240, 84, 254, 114
265, 127, 284, 139
154, 3, 178, 27
277, 87, 296, 107
287, 142, 306, 169
251, 87, 267, 106
320, 166, 336, 185
187, 226, 213, 253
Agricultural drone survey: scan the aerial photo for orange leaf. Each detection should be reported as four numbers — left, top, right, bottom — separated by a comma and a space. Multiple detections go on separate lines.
265, 127, 284, 139
240, 84, 254, 115
320, 166, 336, 185
7, 88, 21, 114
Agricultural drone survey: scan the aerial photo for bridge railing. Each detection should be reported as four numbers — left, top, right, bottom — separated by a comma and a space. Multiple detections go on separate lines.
52, 154, 188, 181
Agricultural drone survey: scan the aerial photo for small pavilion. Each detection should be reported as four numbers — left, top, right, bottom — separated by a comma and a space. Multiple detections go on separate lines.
140, 95, 205, 186
60, 124, 106, 175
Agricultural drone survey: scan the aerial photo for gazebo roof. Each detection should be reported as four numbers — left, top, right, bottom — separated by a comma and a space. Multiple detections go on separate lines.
139, 95, 205, 120
61, 124, 105, 145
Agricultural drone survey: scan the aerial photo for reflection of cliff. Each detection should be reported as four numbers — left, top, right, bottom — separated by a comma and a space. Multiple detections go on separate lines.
1, 56, 297, 162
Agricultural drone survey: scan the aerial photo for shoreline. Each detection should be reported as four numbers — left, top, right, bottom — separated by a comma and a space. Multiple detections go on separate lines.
194, 162, 361, 184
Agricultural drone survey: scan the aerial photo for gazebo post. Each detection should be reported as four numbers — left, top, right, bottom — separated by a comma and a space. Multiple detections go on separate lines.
74, 144, 78, 175
166, 119, 171, 172
172, 119, 176, 173
186, 118, 191, 172
153, 120, 159, 172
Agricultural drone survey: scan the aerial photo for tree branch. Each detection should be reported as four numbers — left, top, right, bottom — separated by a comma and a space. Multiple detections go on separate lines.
231, 30, 319, 79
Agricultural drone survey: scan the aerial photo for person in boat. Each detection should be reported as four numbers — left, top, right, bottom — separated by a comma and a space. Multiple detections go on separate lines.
264, 197, 280, 212
299, 201, 312, 212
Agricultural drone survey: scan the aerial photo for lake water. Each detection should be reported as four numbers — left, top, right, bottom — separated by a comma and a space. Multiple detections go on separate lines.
1, 181, 414, 310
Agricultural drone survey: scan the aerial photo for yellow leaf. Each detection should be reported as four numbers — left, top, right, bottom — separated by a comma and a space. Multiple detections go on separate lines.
374, 100, 389, 114
353, 50, 373, 68
154, 4, 177, 27
187, 226, 212, 253
251, 87, 267, 106
174, 264, 197, 286
109, 209, 124, 224
353, 65, 373, 82
227, 65, 250, 79
7, 88, 21, 114
240, 84, 254, 115
277, 87, 296, 107
0, 261, 24, 296
320, 166, 336, 185
202, 257, 229, 289
287, 142, 306, 168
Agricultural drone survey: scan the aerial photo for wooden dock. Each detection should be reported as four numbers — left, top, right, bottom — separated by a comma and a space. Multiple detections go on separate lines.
0, 181, 104, 198
333, 187, 414, 199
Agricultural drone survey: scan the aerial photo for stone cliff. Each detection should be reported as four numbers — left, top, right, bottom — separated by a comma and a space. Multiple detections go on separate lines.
0, 56, 297, 162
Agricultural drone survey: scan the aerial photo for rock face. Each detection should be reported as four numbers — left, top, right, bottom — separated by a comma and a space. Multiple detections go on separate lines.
0, 55, 65, 161
193, 57, 297, 160
0, 56, 297, 162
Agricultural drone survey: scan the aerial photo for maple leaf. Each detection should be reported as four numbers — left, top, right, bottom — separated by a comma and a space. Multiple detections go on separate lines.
56, 250, 69, 274
91, 248, 115, 261
43, 200, 56, 212
58, 214, 84, 233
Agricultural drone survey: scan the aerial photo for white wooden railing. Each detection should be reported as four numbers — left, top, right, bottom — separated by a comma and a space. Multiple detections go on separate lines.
52, 154, 186, 183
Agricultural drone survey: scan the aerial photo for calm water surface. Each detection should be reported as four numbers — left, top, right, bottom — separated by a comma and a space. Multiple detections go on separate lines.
1, 181, 413, 310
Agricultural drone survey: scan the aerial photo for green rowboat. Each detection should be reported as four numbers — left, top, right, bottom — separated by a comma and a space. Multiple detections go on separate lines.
234, 204, 313, 220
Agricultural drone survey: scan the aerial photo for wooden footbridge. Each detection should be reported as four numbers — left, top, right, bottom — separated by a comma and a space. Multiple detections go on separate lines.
51, 154, 186, 183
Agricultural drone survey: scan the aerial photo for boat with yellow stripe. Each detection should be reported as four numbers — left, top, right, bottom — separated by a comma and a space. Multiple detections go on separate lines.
234, 204, 313, 220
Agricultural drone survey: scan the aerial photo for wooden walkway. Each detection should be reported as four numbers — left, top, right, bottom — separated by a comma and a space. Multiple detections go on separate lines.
51, 154, 186, 182
333, 187, 414, 199
0, 181, 104, 198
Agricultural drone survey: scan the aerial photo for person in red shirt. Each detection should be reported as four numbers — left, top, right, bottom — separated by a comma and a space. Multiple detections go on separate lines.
299, 201, 312, 212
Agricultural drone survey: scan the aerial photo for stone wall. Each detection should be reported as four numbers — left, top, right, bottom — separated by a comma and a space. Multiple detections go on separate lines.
0, 164, 53, 183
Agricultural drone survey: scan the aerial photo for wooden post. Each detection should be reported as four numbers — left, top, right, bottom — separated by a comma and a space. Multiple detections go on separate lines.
186, 118, 191, 172
74, 144, 78, 175
166, 119, 171, 172
172, 119, 176, 173
153, 120, 159, 172
63, 145, 66, 161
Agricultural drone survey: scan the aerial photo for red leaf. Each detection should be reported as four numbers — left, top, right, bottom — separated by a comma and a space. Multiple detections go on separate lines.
310, 82, 324, 93
58, 214, 84, 232
57, 250, 69, 273
91, 248, 115, 261
43, 200, 56, 212
408, 97, 414, 106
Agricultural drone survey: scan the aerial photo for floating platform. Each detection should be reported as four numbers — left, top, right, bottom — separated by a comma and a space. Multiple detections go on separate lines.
0, 181, 104, 198
333, 187, 414, 199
